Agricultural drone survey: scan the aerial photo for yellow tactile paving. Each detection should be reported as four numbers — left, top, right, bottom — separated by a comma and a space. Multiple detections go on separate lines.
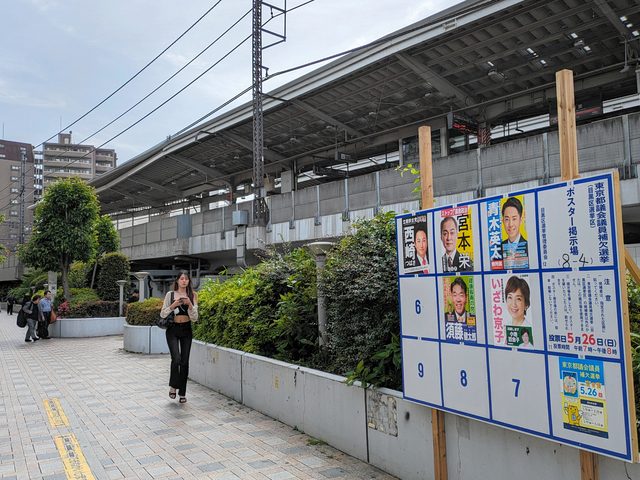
54, 433, 96, 480
44, 398, 70, 428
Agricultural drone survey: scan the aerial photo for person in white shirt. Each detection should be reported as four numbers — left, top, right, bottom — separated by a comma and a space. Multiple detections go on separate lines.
519, 328, 534, 349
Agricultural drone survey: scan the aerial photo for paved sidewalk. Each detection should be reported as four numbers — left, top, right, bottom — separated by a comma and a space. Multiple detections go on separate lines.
0, 311, 396, 480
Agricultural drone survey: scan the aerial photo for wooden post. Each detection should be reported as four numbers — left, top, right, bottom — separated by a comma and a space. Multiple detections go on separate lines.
419, 125, 448, 480
556, 70, 579, 181
419, 126, 434, 209
556, 69, 600, 480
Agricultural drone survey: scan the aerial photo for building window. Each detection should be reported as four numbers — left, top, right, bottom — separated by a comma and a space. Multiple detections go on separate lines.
11, 200, 19, 204
64, 138, 70, 144
0, 154, 5, 158
11, 188, 18, 193
0, 144, 4, 148
10, 234, 17, 239
10, 211, 18, 216
11, 165, 20, 170
11, 176, 18, 181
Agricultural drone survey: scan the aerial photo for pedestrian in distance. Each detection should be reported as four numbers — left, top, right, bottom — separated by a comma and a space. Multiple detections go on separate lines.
161, 270, 198, 404
38, 290, 53, 339
7, 294, 15, 315
128, 289, 139, 303
23, 295, 44, 343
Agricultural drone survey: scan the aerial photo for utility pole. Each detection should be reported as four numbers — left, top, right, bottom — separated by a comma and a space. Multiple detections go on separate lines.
252, 0, 286, 226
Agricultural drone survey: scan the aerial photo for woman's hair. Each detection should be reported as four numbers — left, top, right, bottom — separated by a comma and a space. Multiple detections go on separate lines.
505, 275, 530, 310
172, 270, 194, 302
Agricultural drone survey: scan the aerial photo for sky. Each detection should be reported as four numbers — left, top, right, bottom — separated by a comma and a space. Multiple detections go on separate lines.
1, 0, 463, 164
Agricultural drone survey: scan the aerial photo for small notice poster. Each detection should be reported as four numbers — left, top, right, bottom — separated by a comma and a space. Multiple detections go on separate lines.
401, 215, 429, 274
560, 357, 608, 438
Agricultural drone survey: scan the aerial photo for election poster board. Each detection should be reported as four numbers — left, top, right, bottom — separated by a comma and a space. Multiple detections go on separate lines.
396, 173, 635, 461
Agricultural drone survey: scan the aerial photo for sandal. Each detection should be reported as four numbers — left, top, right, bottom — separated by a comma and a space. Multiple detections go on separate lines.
179, 397, 187, 403
169, 389, 176, 399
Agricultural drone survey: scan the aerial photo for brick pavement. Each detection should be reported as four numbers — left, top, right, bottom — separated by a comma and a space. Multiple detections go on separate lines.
0, 311, 396, 480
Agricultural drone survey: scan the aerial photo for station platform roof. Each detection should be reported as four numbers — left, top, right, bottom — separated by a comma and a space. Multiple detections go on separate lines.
90, 0, 640, 216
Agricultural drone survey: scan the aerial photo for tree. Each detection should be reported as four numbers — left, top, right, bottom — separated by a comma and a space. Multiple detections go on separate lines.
90, 215, 121, 288
18, 177, 99, 301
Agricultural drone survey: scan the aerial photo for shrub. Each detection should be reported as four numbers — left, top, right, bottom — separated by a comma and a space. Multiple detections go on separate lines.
97, 253, 130, 301
53, 288, 100, 312
61, 300, 125, 318
320, 211, 400, 386
126, 298, 163, 325
193, 245, 318, 362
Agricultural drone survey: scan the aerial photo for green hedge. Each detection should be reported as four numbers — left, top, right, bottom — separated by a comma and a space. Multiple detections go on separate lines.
57, 300, 125, 318
193, 246, 318, 363
319, 211, 400, 387
97, 253, 130, 301
126, 298, 163, 326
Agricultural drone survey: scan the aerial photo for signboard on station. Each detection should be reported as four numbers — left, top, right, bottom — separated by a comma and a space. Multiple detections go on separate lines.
396, 173, 634, 461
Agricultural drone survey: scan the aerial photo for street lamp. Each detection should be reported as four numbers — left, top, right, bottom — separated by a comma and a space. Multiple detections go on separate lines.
116, 280, 127, 316
305, 241, 334, 349
132, 272, 150, 302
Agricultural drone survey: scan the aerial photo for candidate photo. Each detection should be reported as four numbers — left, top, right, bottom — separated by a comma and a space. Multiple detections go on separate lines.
440, 216, 473, 273
501, 196, 529, 268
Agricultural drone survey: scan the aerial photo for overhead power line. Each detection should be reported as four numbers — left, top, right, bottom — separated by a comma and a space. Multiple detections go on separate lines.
75, 8, 253, 148
35, 0, 225, 150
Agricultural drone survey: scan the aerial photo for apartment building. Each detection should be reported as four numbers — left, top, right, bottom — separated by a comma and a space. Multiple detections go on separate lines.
41, 133, 116, 187
0, 140, 38, 250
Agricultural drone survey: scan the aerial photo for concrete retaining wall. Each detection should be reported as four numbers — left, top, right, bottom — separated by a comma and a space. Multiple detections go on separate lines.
49, 317, 126, 338
188, 341, 640, 480
123, 324, 170, 354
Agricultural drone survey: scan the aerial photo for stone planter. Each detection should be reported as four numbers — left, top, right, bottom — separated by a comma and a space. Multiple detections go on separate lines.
49, 317, 126, 338
123, 324, 169, 354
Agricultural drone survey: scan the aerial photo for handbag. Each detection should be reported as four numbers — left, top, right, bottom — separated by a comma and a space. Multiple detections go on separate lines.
17, 303, 28, 328
157, 292, 175, 329
50, 311, 57, 324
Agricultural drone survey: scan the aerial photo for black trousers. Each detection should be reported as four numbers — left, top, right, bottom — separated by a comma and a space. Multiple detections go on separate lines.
166, 322, 193, 396
7, 304, 13, 315
38, 312, 51, 338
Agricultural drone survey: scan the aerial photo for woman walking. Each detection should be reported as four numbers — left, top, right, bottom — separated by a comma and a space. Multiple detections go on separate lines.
160, 271, 198, 403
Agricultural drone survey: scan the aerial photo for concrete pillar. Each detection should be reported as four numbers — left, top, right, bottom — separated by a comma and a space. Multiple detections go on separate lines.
306, 241, 334, 349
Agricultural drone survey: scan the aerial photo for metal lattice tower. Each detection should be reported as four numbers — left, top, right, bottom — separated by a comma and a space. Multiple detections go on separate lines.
252, 0, 286, 226
252, 0, 267, 226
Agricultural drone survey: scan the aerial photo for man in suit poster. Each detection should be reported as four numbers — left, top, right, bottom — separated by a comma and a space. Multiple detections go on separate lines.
443, 276, 477, 343
440, 207, 474, 273
501, 196, 529, 269
401, 214, 429, 274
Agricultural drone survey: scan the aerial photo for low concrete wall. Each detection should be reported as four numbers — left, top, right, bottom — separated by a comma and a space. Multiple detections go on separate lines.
190, 341, 243, 403
123, 324, 170, 354
49, 317, 125, 338
188, 341, 640, 480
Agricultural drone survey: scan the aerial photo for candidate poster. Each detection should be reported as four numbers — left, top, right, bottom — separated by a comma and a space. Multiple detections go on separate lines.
439, 206, 475, 273
401, 214, 429, 274
490, 273, 535, 348
443, 276, 477, 344
487, 194, 529, 270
